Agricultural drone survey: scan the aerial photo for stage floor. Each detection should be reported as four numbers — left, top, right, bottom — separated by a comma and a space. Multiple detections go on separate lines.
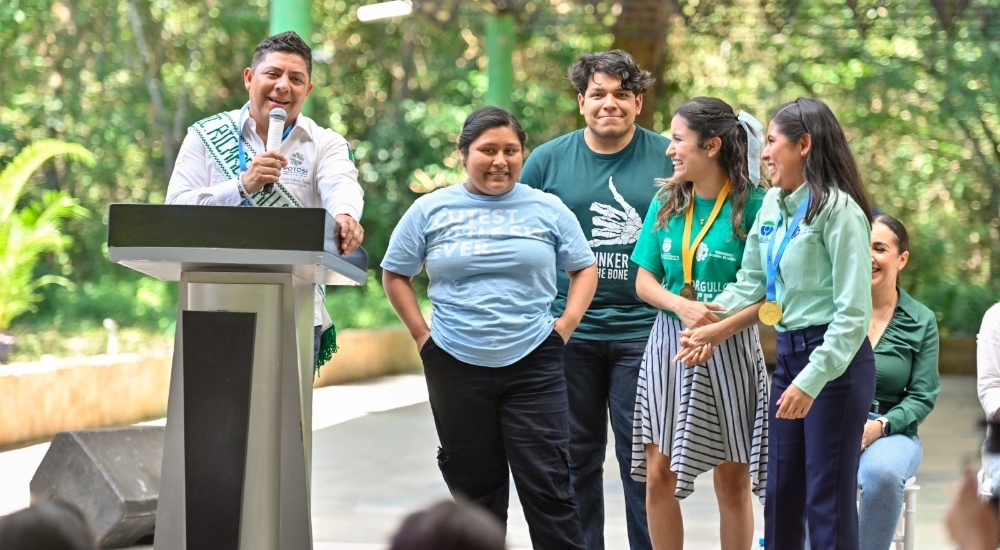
0, 373, 984, 549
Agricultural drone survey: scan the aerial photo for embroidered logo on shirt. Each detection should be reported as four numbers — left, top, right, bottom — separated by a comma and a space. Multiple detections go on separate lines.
280, 150, 312, 188
587, 177, 642, 248
696, 242, 709, 262
662, 238, 672, 254
760, 221, 776, 237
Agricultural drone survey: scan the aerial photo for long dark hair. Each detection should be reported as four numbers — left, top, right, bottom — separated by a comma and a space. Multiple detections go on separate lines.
771, 98, 873, 225
655, 97, 764, 239
458, 106, 527, 156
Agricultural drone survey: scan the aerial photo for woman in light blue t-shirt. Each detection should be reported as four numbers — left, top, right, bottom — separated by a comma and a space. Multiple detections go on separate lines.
382, 106, 598, 550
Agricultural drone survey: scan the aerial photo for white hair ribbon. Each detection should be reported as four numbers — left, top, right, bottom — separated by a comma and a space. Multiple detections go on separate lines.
737, 110, 764, 187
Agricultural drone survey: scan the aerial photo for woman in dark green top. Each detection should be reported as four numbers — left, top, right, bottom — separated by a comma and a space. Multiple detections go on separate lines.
857, 214, 940, 550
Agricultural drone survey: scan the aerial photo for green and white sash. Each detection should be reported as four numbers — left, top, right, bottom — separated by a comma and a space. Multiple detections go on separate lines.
191, 110, 339, 371
191, 110, 305, 208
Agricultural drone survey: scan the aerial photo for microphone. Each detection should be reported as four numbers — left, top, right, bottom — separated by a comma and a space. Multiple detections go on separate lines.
263, 107, 287, 194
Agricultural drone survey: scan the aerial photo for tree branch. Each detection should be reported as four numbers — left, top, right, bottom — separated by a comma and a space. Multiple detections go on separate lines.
126, 0, 174, 184
611, 0, 670, 128
170, 1, 215, 169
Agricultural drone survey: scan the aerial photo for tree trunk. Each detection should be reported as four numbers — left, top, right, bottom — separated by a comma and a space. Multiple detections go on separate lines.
611, 0, 672, 130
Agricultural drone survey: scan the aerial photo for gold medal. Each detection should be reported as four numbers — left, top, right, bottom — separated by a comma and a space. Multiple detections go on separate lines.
679, 284, 697, 300
759, 301, 783, 326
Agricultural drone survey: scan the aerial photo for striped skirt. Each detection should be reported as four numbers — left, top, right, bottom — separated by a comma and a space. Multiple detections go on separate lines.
631, 311, 769, 501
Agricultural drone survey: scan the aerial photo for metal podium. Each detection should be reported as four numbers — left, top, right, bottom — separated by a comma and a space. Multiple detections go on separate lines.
107, 204, 367, 550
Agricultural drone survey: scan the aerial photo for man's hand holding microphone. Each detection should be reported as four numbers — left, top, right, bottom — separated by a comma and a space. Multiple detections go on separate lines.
241, 108, 288, 195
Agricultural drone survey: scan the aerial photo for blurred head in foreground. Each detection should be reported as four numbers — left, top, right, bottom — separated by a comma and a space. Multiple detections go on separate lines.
0, 500, 96, 550
389, 499, 506, 550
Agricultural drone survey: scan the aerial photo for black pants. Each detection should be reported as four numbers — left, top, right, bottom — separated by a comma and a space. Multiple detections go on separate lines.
421, 331, 586, 550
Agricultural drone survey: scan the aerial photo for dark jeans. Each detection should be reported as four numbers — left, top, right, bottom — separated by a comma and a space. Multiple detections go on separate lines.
562, 337, 651, 550
421, 331, 586, 550
765, 325, 875, 550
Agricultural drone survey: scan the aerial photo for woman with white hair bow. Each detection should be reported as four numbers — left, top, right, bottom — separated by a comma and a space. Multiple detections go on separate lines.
629, 97, 769, 550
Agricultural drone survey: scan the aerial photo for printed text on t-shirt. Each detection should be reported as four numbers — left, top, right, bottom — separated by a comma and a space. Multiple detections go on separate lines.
426, 208, 548, 258
595, 251, 630, 280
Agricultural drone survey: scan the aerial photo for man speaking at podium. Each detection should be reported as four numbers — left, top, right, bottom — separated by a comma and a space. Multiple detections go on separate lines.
166, 31, 365, 370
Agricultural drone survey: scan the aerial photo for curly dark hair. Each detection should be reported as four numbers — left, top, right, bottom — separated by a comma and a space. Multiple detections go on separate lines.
252, 31, 312, 77
655, 97, 766, 239
568, 50, 654, 96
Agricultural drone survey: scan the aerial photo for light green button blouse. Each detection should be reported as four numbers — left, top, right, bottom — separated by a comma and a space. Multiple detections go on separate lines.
713, 183, 873, 398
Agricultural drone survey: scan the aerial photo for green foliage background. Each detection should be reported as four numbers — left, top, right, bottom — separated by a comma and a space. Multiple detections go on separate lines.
1, 0, 997, 353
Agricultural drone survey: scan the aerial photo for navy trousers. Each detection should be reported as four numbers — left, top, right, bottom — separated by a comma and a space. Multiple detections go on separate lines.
764, 325, 875, 550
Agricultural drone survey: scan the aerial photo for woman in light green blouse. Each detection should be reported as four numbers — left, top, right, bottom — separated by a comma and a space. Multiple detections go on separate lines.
681, 97, 875, 550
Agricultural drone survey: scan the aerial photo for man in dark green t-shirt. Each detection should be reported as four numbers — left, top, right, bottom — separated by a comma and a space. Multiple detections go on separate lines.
520, 50, 673, 550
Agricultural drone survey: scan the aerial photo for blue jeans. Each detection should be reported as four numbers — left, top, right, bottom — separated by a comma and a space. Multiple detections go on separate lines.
562, 337, 651, 550
421, 331, 585, 550
857, 412, 922, 550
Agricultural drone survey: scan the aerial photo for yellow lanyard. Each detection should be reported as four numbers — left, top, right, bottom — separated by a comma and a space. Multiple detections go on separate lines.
681, 180, 732, 289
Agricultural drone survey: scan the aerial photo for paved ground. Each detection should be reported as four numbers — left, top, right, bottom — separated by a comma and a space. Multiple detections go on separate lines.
0, 373, 985, 549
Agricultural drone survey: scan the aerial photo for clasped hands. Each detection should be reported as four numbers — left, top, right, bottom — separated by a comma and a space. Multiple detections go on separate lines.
673, 299, 813, 420
672, 300, 724, 367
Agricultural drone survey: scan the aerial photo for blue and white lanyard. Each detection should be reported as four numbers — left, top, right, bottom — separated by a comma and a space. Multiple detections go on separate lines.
765, 195, 810, 301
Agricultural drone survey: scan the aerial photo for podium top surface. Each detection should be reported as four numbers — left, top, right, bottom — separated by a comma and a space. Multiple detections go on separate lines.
107, 204, 368, 285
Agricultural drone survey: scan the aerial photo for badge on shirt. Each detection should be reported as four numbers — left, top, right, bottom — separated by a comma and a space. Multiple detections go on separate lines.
280, 149, 312, 188
759, 220, 776, 244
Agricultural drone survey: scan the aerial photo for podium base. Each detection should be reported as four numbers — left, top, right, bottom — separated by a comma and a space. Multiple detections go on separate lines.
154, 271, 314, 550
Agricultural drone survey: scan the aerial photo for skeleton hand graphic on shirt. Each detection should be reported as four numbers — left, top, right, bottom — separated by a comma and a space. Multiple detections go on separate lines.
587, 177, 642, 247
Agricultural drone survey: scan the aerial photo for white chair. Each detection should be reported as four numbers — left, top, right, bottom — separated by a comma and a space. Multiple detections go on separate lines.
890, 476, 919, 550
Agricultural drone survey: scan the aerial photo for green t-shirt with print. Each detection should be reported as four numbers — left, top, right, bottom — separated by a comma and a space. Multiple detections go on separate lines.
521, 126, 673, 340
631, 186, 766, 320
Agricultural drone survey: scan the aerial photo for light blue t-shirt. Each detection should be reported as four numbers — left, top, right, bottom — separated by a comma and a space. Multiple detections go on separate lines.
381, 183, 596, 367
